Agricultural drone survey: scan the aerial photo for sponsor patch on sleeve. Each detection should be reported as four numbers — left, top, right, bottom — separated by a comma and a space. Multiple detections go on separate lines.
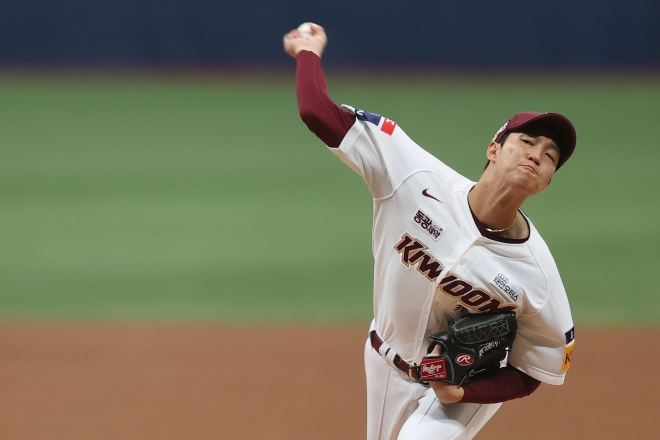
562, 340, 574, 372
562, 326, 575, 372
353, 108, 396, 135
565, 326, 575, 345
355, 108, 382, 126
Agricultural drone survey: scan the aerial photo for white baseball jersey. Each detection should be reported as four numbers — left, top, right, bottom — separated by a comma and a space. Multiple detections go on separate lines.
332, 105, 575, 386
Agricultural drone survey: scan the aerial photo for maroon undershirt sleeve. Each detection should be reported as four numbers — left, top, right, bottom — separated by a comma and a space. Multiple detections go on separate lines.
295, 50, 355, 148
459, 366, 541, 404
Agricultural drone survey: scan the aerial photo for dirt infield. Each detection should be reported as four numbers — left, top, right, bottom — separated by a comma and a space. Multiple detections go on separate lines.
0, 324, 657, 439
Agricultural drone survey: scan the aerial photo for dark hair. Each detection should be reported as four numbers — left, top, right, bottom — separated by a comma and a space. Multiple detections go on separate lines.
484, 132, 510, 170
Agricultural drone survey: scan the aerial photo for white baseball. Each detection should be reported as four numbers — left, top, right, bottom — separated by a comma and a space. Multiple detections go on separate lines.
297, 22, 318, 40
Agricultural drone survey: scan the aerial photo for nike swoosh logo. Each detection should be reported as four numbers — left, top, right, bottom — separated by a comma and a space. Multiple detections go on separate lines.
422, 189, 442, 203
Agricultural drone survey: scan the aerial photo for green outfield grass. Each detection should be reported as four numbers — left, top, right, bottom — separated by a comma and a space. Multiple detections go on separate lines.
0, 70, 658, 326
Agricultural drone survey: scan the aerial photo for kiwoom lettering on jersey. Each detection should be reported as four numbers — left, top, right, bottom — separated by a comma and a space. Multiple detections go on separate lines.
491, 272, 522, 302
413, 209, 444, 241
437, 273, 517, 313
394, 233, 444, 281
393, 235, 517, 313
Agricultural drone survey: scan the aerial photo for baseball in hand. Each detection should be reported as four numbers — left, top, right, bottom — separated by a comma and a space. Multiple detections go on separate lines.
297, 22, 318, 40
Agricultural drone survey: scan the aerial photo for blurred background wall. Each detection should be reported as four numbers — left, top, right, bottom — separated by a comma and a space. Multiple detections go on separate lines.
1, 0, 659, 67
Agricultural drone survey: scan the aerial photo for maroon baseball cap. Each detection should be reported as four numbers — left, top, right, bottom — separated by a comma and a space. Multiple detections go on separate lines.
492, 112, 577, 170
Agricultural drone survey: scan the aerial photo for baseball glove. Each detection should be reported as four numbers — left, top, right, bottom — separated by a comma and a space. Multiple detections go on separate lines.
410, 312, 517, 386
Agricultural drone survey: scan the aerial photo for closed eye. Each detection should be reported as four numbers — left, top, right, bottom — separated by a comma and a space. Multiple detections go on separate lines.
545, 153, 556, 163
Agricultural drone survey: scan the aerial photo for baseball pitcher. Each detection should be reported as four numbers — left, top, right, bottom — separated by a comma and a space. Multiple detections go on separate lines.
283, 23, 576, 440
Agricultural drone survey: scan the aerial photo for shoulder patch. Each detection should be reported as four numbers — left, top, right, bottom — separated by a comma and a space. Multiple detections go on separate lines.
562, 340, 574, 372
355, 108, 382, 126
381, 118, 397, 135
565, 326, 575, 344
562, 326, 575, 372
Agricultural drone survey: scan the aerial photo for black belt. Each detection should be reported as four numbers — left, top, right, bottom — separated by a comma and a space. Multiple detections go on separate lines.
369, 330, 422, 381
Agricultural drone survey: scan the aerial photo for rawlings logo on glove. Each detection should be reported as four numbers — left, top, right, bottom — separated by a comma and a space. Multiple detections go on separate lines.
410, 312, 517, 386
420, 358, 447, 380
455, 354, 474, 366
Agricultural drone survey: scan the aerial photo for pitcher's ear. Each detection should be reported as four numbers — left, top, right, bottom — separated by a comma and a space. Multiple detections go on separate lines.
486, 141, 500, 162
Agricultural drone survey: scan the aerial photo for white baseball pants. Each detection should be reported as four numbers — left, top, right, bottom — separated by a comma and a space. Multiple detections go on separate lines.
364, 337, 502, 440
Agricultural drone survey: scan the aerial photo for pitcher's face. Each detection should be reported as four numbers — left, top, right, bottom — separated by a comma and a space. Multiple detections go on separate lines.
488, 127, 560, 195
